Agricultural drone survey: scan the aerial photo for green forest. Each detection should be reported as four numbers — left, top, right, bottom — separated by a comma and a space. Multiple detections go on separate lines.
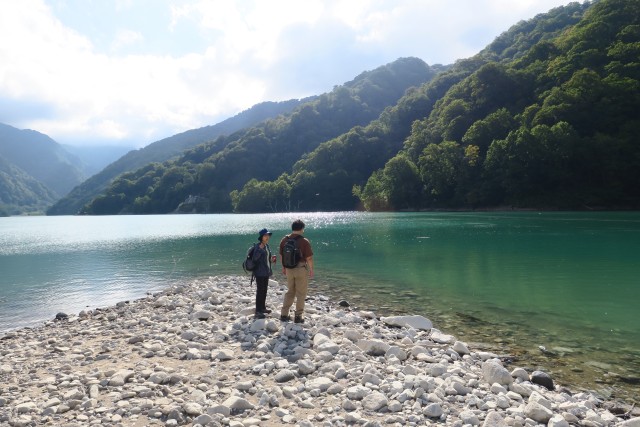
81, 0, 640, 214
80, 58, 441, 214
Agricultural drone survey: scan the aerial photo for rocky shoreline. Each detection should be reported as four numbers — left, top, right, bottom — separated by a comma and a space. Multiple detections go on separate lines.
0, 275, 638, 427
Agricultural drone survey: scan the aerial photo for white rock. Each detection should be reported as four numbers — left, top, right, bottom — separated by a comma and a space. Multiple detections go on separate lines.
362, 372, 382, 385
207, 405, 231, 416
430, 363, 447, 377
108, 369, 135, 386
478, 351, 500, 360
190, 310, 211, 321
250, 318, 266, 331
362, 392, 388, 411
185, 348, 201, 359
214, 349, 234, 361
265, 320, 279, 332
388, 400, 403, 412
344, 329, 363, 342
618, 418, 640, 427
509, 382, 531, 397
386, 346, 408, 361
511, 367, 529, 381
548, 414, 570, 427
430, 328, 455, 344
16, 402, 37, 414
453, 340, 470, 355
0, 365, 12, 374
357, 339, 390, 356
313, 333, 331, 346
306, 376, 333, 391
182, 402, 203, 416
460, 410, 481, 426
491, 383, 508, 395
222, 396, 255, 411
346, 385, 370, 400
153, 296, 170, 307
298, 359, 316, 375
43, 398, 61, 408
482, 360, 513, 386
482, 411, 508, 427
424, 403, 443, 418
193, 415, 214, 425
452, 382, 472, 395
528, 391, 552, 409
318, 341, 340, 354
275, 369, 296, 383
381, 315, 433, 330
524, 401, 553, 423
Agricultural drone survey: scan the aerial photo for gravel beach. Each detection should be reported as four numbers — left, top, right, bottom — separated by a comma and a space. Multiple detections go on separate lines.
1, 275, 638, 427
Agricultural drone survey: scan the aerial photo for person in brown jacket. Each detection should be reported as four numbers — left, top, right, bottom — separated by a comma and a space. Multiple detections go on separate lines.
279, 219, 314, 323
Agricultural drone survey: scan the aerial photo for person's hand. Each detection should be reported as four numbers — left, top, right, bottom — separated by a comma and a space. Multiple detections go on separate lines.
309, 269, 314, 279
282, 267, 287, 276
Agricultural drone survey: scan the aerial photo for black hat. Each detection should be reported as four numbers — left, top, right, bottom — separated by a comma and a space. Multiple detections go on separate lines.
258, 228, 272, 240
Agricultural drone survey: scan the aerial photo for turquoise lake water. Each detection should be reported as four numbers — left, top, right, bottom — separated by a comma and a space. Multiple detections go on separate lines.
0, 212, 638, 401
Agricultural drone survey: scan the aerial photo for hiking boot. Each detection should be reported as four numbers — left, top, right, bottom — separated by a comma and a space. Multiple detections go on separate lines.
280, 315, 291, 322
294, 316, 304, 324
262, 309, 272, 314
255, 312, 265, 319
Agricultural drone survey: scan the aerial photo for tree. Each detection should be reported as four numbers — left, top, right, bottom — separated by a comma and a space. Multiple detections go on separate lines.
418, 141, 463, 205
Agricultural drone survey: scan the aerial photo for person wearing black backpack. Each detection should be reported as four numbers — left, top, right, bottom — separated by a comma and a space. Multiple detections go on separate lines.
252, 228, 276, 319
279, 219, 314, 324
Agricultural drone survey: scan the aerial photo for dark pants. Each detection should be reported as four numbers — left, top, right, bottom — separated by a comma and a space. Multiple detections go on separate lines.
255, 276, 269, 313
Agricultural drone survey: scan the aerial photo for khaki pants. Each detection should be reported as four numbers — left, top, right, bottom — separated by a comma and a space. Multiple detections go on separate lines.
281, 267, 308, 317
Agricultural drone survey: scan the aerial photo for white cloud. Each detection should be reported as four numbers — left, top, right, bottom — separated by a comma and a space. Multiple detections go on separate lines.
0, 0, 578, 147
110, 28, 144, 52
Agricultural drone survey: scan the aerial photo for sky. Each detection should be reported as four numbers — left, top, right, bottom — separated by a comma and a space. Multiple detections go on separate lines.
0, 0, 579, 148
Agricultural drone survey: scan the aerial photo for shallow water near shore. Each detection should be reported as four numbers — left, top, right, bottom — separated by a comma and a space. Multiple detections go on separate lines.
1, 212, 639, 402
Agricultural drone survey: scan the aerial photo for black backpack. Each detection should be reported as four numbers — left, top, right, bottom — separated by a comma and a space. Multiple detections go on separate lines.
282, 235, 301, 268
242, 244, 257, 273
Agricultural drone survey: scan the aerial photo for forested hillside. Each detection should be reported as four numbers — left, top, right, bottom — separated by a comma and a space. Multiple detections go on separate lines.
0, 155, 57, 215
76, 0, 640, 214
357, 0, 640, 210
80, 58, 440, 214
232, 3, 586, 212
0, 123, 88, 214
232, 2, 591, 212
0, 123, 86, 198
47, 99, 307, 215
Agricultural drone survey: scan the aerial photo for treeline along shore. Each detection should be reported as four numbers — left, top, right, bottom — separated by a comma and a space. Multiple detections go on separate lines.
1, 276, 638, 427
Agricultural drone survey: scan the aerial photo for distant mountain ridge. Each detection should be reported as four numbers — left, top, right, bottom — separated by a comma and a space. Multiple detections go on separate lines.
0, 123, 86, 198
79, 57, 440, 214
0, 154, 57, 215
62, 144, 134, 177
47, 99, 309, 215
0, 123, 91, 214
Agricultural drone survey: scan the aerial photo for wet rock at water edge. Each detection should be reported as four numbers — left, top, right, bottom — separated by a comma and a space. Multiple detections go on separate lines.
531, 370, 554, 390
54, 312, 69, 321
380, 314, 433, 330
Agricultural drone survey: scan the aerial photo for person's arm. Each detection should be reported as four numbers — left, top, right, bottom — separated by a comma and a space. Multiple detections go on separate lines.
306, 256, 314, 278
252, 243, 266, 261
279, 238, 287, 275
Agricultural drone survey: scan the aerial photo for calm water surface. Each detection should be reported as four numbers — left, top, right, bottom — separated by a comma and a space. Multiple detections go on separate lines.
1, 212, 638, 400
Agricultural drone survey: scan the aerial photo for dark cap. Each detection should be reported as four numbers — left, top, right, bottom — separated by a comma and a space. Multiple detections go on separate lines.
258, 228, 273, 239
